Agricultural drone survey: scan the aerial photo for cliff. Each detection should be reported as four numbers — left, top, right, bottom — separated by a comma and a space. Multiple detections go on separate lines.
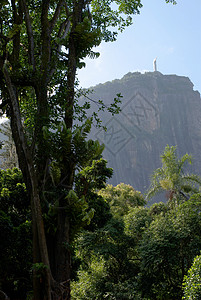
86, 71, 201, 195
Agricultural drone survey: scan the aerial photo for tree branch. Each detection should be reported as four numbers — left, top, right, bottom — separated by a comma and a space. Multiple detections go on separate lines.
41, 0, 51, 80
10, 0, 23, 64
50, 0, 66, 33
11, 0, 17, 20
21, 0, 35, 70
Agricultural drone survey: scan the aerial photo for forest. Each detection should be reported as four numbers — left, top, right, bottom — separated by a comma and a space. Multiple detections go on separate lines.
0, 0, 201, 300
1, 146, 201, 299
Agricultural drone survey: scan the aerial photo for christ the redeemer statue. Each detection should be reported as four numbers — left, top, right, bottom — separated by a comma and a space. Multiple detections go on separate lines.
153, 57, 157, 72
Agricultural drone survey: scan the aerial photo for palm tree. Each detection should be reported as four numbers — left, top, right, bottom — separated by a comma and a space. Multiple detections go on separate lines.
146, 145, 201, 204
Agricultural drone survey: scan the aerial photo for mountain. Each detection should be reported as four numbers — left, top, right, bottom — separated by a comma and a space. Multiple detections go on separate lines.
86, 71, 201, 194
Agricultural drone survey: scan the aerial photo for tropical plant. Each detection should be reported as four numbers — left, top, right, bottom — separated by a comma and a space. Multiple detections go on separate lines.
146, 145, 201, 204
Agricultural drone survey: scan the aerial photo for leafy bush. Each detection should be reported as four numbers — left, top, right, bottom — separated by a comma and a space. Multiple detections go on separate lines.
183, 254, 201, 299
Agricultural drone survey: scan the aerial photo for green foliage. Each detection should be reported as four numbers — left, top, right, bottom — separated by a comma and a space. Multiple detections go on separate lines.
91, 0, 142, 41
42, 119, 105, 173
32, 263, 49, 278
43, 155, 113, 241
183, 254, 201, 300
146, 145, 201, 204
65, 189, 95, 233
72, 217, 139, 300
139, 196, 201, 299
99, 183, 146, 219
76, 158, 113, 192
0, 168, 29, 221
71, 149, 201, 300
0, 168, 31, 299
75, 158, 113, 231
166, 0, 177, 4
0, 0, 179, 298
71, 255, 106, 300
124, 206, 152, 241
72, 183, 146, 299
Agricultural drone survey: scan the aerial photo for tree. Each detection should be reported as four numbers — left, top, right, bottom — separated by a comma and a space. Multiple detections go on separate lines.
71, 183, 146, 300
0, 1, 144, 299
146, 145, 201, 205
75, 158, 113, 231
0, 1, 177, 299
72, 217, 141, 300
139, 196, 201, 299
99, 183, 145, 219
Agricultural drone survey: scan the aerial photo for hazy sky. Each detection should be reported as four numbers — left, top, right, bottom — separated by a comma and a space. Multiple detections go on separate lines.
78, 0, 201, 93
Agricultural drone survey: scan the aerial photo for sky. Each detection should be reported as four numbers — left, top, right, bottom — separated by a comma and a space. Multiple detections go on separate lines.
78, 0, 201, 93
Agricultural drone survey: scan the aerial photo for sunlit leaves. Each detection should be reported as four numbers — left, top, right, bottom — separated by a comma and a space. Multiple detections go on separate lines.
146, 145, 201, 203
99, 183, 145, 219
91, 0, 143, 38
139, 198, 201, 299
183, 255, 201, 300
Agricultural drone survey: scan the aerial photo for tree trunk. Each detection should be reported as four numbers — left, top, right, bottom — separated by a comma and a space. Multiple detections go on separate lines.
3, 63, 52, 299
55, 213, 71, 299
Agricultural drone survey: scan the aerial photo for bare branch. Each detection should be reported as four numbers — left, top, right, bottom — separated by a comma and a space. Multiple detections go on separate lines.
3, 62, 26, 151
50, 0, 66, 33
49, 17, 70, 78
40, 0, 51, 78
21, 0, 35, 70
11, 0, 17, 20
60, 19, 71, 40
56, 19, 70, 54
54, 0, 71, 50
63, 0, 70, 16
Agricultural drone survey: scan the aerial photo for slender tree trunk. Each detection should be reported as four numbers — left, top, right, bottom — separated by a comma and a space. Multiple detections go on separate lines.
51, 5, 83, 299
55, 213, 71, 298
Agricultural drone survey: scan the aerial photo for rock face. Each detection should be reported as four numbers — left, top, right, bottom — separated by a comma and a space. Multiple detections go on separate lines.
86, 71, 201, 194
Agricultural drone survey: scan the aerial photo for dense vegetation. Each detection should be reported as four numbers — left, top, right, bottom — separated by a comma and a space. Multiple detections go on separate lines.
1, 146, 201, 299
1, 0, 193, 299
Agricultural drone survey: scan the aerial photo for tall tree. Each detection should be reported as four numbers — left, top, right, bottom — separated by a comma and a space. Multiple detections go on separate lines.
0, 1, 146, 299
